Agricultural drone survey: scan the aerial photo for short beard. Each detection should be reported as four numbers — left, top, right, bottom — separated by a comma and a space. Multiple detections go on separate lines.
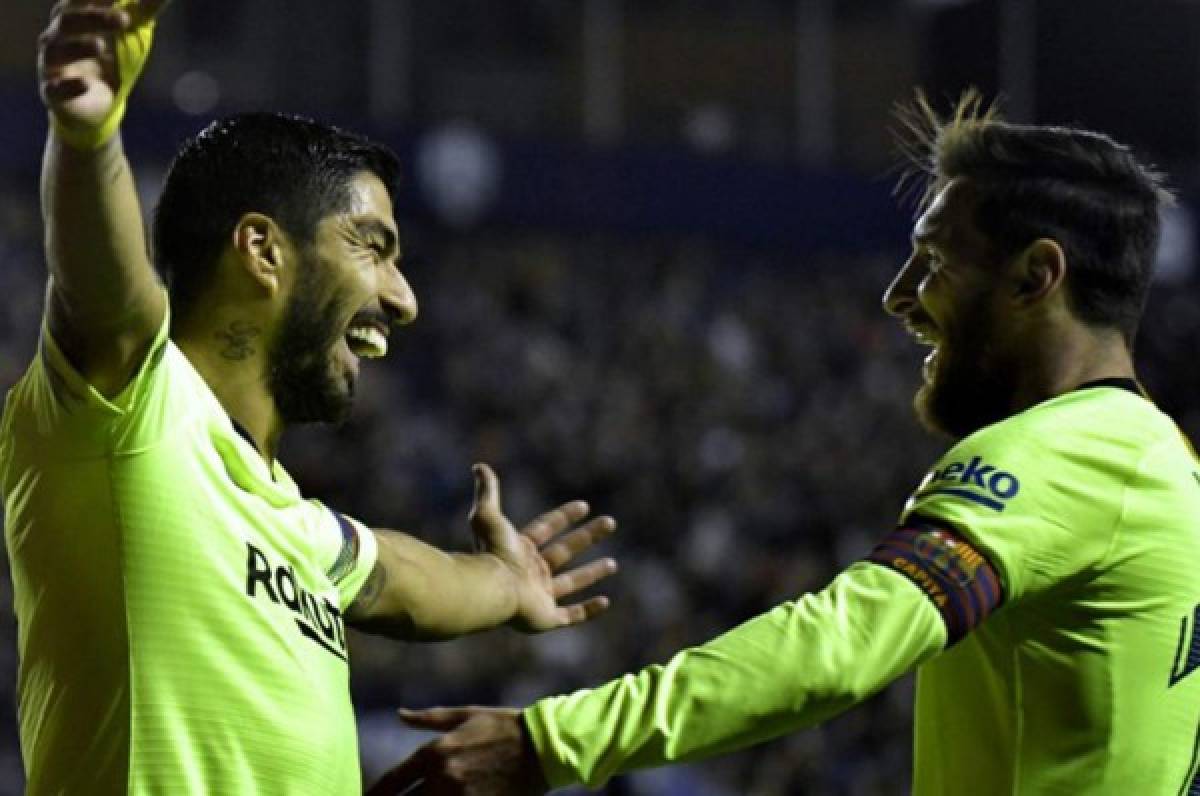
914, 309, 1014, 440
268, 263, 354, 426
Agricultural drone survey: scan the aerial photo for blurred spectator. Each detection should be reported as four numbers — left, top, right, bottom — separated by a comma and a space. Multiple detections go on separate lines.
0, 175, 1198, 793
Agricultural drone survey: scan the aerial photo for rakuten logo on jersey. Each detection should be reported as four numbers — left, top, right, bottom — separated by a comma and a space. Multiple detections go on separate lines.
245, 542, 347, 661
921, 455, 1020, 512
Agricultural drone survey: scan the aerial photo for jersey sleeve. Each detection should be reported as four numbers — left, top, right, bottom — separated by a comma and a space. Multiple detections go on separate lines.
523, 562, 946, 790
895, 418, 1125, 605
304, 503, 379, 612
8, 297, 174, 456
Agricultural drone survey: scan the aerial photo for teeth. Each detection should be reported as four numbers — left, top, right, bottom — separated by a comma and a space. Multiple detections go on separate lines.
910, 331, 938, 347
345, 326, 388, 358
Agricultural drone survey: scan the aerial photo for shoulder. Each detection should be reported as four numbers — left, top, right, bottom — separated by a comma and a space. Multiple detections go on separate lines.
899, 387, 1176, 600
931, 387, 1175, 500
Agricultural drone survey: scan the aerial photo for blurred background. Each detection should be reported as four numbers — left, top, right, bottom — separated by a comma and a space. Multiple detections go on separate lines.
3, 0, 1200, 793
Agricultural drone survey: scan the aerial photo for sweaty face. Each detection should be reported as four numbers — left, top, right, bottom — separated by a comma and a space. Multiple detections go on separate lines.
268, 172, 417, 425
883, 178, 1017, 439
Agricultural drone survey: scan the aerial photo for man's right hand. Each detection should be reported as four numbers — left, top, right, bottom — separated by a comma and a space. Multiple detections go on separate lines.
38, 0, 171, 149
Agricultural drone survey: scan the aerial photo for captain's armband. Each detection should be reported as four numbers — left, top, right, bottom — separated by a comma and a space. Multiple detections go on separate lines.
864, 518, 1003, 645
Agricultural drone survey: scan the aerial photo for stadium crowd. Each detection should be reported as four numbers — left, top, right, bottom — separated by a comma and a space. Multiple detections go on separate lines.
0, 171, 1197, 793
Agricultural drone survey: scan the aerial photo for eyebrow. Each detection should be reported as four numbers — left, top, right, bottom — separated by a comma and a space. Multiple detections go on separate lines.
353, 219, 401, 259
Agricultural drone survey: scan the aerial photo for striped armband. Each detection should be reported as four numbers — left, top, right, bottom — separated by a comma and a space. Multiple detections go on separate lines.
327, 512, 362, 586
865, 518, 1003, 645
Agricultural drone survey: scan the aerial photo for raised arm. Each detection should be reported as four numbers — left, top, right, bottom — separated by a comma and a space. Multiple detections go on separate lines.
37, 0, 171, 396
345, 464, 618, 641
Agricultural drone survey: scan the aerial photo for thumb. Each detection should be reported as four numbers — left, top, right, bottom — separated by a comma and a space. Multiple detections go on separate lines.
468, 463, 504, 535
398, 706, 480, 732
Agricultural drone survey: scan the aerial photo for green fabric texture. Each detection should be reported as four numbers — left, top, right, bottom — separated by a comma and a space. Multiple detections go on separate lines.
525, 563, 944, 789
1, 304, 377, 794
906, 387, 1200, 794
526, 386, 1200, 794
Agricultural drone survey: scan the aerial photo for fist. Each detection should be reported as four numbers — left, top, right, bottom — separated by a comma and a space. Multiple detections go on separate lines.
38, 1, 169, 139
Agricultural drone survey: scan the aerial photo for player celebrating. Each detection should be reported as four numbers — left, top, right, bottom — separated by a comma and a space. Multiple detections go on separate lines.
3, 2, 617, 793
376, 94, 1200, 794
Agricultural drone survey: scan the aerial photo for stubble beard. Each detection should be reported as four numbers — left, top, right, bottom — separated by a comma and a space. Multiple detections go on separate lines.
268, 264, 355, 426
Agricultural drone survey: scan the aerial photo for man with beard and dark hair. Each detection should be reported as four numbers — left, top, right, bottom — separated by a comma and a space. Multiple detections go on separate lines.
375, 93, 1200, 795
1, 3, 616, 793
152, 111, 409, 428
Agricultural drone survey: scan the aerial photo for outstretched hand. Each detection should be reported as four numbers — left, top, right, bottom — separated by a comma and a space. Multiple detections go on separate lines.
367, 707, 546, 796
38, 0, 172, 146
469, 463, 617, 633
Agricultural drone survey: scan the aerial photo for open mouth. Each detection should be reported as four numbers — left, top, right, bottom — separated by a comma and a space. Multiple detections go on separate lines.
905, 324, 940, 381
344, 323, 388, 359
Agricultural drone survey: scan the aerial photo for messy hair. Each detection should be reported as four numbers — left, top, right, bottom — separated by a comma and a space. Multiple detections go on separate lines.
893, 89, 1173, 343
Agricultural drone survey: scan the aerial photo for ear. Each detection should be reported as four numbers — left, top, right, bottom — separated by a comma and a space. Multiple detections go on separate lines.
1011, 238, 1066, 307
231, 213, 289, 296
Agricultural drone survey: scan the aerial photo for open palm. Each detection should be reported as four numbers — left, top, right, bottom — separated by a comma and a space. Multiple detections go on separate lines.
469, 464, 617, 632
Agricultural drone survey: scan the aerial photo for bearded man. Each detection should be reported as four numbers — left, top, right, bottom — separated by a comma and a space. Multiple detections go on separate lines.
2, 2, 617, 793
379, 94, 1200, 795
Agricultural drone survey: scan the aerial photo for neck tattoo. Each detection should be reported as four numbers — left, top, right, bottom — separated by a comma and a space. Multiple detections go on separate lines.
216, 320, 262, 361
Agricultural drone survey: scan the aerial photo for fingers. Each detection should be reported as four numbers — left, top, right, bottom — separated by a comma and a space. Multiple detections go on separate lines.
556, 595, 611, 626
397, 706, 480, 732
522, 500, 590, 547
538, 516, 616, 571
41, 35, 109, 69
52, 7, 128, 37
61, 0, 117, 10
552, 557, 618, 599
39, 6, 124, 81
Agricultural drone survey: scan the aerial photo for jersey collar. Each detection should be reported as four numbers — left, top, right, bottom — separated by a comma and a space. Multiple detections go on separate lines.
1074, 377, 1144, 397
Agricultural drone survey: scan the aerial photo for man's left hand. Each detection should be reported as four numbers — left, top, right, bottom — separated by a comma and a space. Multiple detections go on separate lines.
469, 463, 617, 632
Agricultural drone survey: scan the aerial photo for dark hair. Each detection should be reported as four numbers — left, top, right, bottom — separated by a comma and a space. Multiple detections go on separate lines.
153, 112, 401, 321
894, 90, 1173, 343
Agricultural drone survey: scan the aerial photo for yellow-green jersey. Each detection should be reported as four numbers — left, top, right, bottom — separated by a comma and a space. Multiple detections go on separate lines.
0, 309, 378, 794
524, 382, 1200, 794
904, 380, 1200, 793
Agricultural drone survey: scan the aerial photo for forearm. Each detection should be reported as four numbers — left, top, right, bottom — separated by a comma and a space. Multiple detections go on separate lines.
524, 562, 946, 790
350, 529, 519, 641
41, 132, 158, 328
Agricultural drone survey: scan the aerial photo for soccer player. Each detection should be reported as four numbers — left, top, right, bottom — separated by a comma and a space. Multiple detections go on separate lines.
374, 94, 1200, 795
3, 2, 617, 793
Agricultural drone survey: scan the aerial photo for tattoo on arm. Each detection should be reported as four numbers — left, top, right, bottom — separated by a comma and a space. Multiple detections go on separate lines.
348, 559, 388, 619
215, 320, 262, 361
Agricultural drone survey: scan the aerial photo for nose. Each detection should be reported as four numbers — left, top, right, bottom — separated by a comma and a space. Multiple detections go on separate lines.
381, 264, 418, 325
882, 255, 921, 318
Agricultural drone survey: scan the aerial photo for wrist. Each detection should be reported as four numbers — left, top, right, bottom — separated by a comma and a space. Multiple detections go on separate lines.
456, 550, 522, 624
517, 711, 551, 791
49, 111, 124, 152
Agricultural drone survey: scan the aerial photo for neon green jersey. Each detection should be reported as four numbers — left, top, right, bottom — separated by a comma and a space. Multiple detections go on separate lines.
0, 310, 378, 795
903, 383, 1200, 794
525, 384, 1200, 794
